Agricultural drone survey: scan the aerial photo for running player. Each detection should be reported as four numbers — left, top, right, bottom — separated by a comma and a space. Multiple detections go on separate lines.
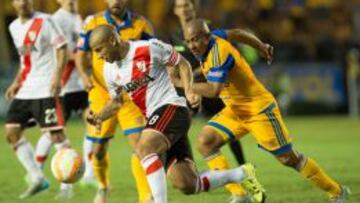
87, 25, 264, 203
76, 0, 153, 202
32, 0, 88, 199
183, 19, 350, 203
4, 0, 71, 199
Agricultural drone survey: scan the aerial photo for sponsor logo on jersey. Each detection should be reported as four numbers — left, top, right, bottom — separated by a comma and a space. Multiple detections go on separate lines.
123, 74, 155, 93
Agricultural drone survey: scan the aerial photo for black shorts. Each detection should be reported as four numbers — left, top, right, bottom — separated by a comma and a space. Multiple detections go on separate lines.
145, 104, 193, 168
6, 98, 65, 131
63, 91, 88, 121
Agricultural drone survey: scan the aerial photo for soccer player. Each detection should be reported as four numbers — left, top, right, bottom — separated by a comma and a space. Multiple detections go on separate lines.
86, 25, 264, 203
4, 0, 70, 199
183, 19, 350, 203
76, 0, 153, 202
32, 0, 88, 199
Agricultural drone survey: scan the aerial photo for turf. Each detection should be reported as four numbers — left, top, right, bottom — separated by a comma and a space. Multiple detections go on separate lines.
0, 116, 359, 203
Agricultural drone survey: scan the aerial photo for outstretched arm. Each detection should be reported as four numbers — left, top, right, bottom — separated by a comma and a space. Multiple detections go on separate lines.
192, 82, 224, 98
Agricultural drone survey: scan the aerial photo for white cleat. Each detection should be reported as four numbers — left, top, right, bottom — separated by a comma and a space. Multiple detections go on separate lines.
19, 179, 50, 199
55, 187, 74, 200
94, 188, 109, 203
330, 185, 351, 203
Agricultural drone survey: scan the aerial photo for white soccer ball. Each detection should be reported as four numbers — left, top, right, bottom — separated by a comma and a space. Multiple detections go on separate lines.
51, 148, 85, 183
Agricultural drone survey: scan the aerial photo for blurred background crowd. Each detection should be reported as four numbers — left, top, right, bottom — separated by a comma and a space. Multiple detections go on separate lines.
1, 0, 360, 117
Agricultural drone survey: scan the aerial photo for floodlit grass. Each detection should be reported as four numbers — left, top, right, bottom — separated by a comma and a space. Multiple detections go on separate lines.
0, 116, 359, 203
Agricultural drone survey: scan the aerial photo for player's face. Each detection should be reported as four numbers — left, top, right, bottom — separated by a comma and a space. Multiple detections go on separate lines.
174, 0, 196, 22
57, 0, 78, 13
184, 31, 209, 57
12, 0, 33, 17
105, 0, 128, 17
92, 41, 119, 63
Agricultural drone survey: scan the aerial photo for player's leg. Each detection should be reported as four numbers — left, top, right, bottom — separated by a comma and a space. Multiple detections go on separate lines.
197, 107, 263, 202
5, 99, 48, 199
87, 97, 118, 203
167, 135, 259, 198
117, 98, 151, 203
250, 102, 347, 201
36, 97, 74, 199
229, 140, 246, 165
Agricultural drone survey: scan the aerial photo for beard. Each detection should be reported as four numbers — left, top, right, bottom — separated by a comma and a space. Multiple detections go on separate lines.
109, 6, 126, 17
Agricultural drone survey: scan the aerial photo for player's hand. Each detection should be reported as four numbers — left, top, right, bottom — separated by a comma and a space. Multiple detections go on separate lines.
259, 43, 274, 65
50, 78, 62, 96
86, 110, 102, 131
185, 91, 201, 108
5, 83, 20, 100
81, 75, 94, 92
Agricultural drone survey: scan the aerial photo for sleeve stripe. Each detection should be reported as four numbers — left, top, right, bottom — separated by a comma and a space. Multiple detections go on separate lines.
206, 54, 235, 83
168, 50, 180, 66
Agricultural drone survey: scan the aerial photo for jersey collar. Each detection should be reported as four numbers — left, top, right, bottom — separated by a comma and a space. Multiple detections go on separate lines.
199, 36, 216, 62
105, 10, 132, 32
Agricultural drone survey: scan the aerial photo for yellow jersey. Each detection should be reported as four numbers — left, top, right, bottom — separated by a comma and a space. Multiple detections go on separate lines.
200, 36, 275, 115
78, 10, 154, 88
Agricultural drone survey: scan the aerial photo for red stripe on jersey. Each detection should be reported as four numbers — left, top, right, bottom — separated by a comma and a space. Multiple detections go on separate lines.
130, 46, 151, 115
168, 50, 180, 66
21, 18, 43, 84
61, 60, 76, 87
145, 159, 163, 175
55, 97, 65, 126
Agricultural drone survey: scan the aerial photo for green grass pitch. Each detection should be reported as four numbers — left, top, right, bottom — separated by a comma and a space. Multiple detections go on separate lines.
0, 116, 359, 203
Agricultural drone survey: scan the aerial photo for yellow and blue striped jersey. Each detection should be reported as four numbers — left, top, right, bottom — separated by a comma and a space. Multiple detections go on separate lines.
77, 10, 154, 88
200, 36, 275, 115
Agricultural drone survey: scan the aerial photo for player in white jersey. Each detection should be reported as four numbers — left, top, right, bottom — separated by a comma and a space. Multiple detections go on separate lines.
31, 0, 89, 199
4, 0, 71, 199
86, 25, 264, 203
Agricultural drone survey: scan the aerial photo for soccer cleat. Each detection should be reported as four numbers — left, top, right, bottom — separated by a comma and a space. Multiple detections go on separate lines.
55, 187, 74, 200
330, 185, 351, 203
19, 179, 50, 199
228, 195, 251, 203
241, 164, 266, 203
94, 188, 109, 203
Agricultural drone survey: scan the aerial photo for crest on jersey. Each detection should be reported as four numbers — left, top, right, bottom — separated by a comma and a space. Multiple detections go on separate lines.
29, 31, 36, 42
136, 61, 147, 72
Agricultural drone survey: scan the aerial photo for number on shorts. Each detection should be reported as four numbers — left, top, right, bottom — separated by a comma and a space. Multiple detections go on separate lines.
45, 108, 57, 124
148, 115, 160, 125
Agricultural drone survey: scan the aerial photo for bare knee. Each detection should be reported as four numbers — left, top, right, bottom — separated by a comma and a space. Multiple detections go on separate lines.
5, 126, 22, 145
93, 142, 108, 160
276, 150, 305, 170
172, 180, 196, 195
168, 160, 198, 195
136, 131, 167, 159
196, 128, 224, 156
49, 130, 65, 143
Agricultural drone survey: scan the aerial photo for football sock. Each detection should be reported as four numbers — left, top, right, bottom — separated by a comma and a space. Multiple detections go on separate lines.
141, 153, 167, 203
198, 166, 246, 192
299, 157, 341, 198
206, 152, 248, 196
92, 152, 110, 189
60, 183, 73, 190
83, 136, 94, 179
14, 137, 44, 183
34, 132, 52, 168
131, 154, 152, 203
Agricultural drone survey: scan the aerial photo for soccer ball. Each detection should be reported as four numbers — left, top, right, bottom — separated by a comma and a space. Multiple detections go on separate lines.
51, 148, 85, 183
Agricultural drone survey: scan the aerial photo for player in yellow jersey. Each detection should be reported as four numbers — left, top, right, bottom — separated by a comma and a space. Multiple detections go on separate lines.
76, 0, 152, 202
182, 19, 350, 203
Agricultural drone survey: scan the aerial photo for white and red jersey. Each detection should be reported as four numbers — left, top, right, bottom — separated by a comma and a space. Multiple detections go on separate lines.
9, 12, 67, 99
53, 8, 84, 94
104, 39, 187, 117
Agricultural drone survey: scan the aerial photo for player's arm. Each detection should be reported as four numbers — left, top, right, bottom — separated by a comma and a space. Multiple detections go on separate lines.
75, 16, 94, 91
5, 67, 23, 100
213, 29, 273, 63
47, 17, 68, 96
193, 53, 234, 98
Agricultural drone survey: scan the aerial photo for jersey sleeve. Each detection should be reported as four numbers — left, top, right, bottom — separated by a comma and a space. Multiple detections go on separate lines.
150, 39, 181, 67
77, 15, 94, 51
211, 29, 228, 39
46, 17, 67, 49
207, 44, 235, 83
